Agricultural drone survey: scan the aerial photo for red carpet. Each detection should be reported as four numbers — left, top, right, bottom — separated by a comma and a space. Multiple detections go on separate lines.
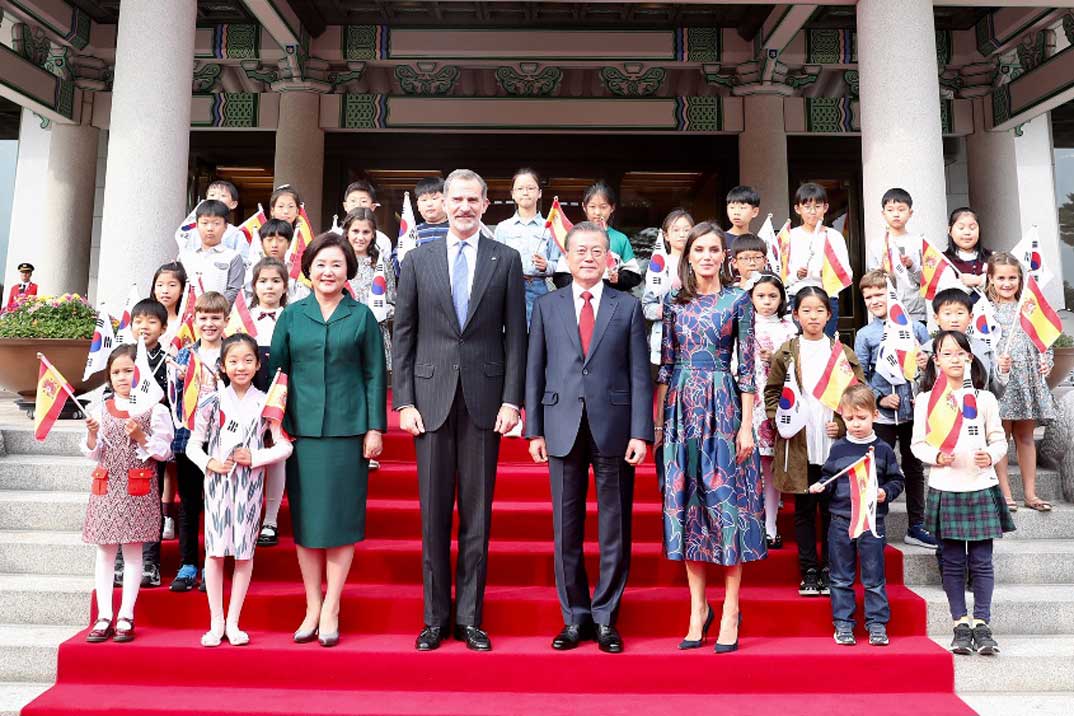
23, 420, 974, 716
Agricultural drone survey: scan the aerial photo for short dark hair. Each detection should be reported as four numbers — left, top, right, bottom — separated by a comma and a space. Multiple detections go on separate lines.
564, 221, 609, 251
131, 298, 167, 325
302, 232, 359, 281
726, 185, 761, 207
794, 182, 828, 206
414, 176, 444, 198
105, 344, 138, 389
881, 187, 913, 209
259, 218, 294, 242
195, 199, 230, 221
932, 287, 973, 314
208, 179, 238, 202
582, 181, 617, 208
731, 233, 766, 257
344, 180, 376, 202
341, 207, 381, 265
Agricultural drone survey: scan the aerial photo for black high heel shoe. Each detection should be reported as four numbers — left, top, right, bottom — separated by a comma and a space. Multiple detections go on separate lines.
678, 604, 715, 650
714, 612, 742, 654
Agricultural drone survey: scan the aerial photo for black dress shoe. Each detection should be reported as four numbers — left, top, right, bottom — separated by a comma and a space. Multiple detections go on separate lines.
415, 625, 443, 651
453, 624, 492, 651
595, 624, 623, 654
552, 623, 593, 651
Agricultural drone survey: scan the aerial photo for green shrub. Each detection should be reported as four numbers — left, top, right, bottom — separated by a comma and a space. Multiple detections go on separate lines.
1054, 332, 1074, 349
0, 294, 96, 339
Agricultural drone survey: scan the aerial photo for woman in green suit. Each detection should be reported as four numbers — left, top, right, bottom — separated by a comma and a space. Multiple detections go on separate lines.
270, 232, 387, 647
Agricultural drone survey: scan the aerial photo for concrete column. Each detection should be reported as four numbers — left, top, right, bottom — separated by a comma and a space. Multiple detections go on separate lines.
4, 109, 52, 295
1015, 113, 1064, 308
739, 94, 789, 224
38, 122, 99, 296
274, 91, 325, 231
857, 0, 948, 244
967, 98, 1022, 254
97, 0, 196, 306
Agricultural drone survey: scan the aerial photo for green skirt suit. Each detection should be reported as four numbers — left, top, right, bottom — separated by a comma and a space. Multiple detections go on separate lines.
270, 293, 387, 548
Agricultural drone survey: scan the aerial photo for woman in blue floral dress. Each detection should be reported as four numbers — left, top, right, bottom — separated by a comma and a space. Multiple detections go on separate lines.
655, 222, 766, 653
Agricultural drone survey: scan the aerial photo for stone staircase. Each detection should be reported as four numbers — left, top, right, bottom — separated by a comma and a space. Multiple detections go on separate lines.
888, 454, 1074, 716
0, 425, 93, 716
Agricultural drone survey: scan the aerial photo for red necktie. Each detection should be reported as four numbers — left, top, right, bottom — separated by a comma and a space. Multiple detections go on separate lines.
579, 291, 594, 356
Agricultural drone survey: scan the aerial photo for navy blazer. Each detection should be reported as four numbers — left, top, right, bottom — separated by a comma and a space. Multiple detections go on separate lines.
525, 285, 654, 457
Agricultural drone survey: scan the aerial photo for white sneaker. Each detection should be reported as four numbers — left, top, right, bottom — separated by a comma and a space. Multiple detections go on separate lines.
368, 459, 380, 471
161, 517, 175, 540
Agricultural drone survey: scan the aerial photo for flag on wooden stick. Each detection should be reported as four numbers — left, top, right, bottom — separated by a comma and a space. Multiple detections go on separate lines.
1010, 226, 1053, 287
34, 353, 76, 441
83, 302, 116, 381
224, 291, 258, 338
116, 284, 141, 344
925, 372, 963, 454
396, 191, 419, 265
545, 196, 573, 254
1017, 274, 1063, 352
812, 341, 859, 411
821, 233, 853, 296
920, 237, 962, 300
181, 351, 203, 431
128, 339, 165, 417
847, 449, 880, 539
776, 359, 808, 438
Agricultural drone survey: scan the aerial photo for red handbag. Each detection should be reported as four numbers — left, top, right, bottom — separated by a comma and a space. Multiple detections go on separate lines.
126, 468, 154, 497
91, 467, 108, 496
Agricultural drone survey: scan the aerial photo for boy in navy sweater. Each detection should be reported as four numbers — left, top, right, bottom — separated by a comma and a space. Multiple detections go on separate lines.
810, 384, 904, 646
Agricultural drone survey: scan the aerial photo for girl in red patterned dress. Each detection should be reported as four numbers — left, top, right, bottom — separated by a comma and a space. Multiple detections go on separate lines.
83, 344, 174, 643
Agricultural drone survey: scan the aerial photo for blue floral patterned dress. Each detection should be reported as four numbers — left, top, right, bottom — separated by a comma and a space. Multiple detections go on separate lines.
659, 287, 766, 565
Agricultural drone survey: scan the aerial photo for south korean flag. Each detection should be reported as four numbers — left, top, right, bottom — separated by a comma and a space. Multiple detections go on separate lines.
127, 338, 165, 417
776, 358, 808, 438
218, 408, 246, 458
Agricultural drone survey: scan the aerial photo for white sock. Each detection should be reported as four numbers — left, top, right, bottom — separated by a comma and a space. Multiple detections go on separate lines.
262, 462, 286, 527
118, 542, 142, 619
94, 544, 119, 621
762, 457, 780, 538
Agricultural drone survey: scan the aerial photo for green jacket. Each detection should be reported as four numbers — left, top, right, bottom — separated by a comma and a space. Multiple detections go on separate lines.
269, 293, 387, 438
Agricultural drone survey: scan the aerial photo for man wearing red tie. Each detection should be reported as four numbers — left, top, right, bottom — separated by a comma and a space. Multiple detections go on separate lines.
6, 263, 37, 309
525, 222, 653, 653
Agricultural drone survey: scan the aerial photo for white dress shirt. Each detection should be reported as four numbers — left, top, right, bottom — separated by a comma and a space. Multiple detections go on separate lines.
447, 230, 479, 296
571, 280, 604, 323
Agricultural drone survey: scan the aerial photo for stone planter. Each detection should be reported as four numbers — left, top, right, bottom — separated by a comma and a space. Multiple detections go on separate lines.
1047, 347, 1074, 390
0, 339, 106, 399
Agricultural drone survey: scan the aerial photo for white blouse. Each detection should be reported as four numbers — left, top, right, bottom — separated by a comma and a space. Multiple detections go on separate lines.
185, 385, 292, 475
798, 336, 836, 465
80, 397, 174, 463
911, 388, 1007, 493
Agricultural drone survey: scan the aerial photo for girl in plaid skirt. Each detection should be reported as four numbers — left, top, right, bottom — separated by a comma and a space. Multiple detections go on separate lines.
912, 331, 1015, 656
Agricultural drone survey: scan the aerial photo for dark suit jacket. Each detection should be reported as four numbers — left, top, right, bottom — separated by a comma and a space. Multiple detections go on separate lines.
392, 236, 527, 432
269, 293, 387, 437
525, 285, 653, 457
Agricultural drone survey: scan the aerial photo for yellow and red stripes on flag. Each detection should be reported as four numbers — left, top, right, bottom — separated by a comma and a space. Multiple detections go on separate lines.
181, 351, 203, 431
925, 372, 963, 454
288, 206, 316, 282
821, 234, 853, 296
896, 346, 920, 382
34, 354, 75, 441
262, 369, 290, 440
920, 237, 955, 300
224, 291, 258, 338
812, 340, 859, 411
170, 283, 199, 353
1018, 274, 1063, 352
545, 196, 574, 254
776, 220, 792, 284
237, 207, 266, 245
847, 449, 879, 539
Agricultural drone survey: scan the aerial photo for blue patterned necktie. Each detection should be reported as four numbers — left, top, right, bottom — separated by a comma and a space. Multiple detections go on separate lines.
452, 240, 470, 329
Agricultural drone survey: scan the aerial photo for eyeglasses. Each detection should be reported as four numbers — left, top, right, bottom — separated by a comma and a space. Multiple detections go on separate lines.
734, 254, 766, 265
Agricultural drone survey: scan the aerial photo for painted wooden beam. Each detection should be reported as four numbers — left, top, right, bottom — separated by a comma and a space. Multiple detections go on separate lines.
3, 0, 92, 50
974, 7, 1061, 57
0, 41, 79, 123
239, 0, 307, 53
988, 39, 1074, 131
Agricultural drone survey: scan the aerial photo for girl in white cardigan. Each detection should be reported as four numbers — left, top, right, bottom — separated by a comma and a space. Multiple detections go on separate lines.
186, 334, 292, 647
912, 330, 1014, 657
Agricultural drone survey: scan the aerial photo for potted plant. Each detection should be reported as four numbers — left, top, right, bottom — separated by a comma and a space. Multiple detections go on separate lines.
1048, 332, 1074, 390
0, 293, 106, 399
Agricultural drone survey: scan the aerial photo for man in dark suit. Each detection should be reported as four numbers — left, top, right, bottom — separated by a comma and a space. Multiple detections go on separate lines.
393, 169, 527, 652
525, 221, 653, 653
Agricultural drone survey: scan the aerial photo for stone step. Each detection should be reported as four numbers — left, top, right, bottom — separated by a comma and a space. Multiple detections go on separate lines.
0, 683, 51, 716
929, 634, 1074, 693
885, 502, 1074, 542
0, 455, 92, 492
0, 574, 92, 626
0, 624, 77, 682
897, 539, 1074, 586
0, 491, 87, 532
959, 691, 1074, 716
0, 426, 82, 457
913, 583, 1074, 635
0, 531, 95, 576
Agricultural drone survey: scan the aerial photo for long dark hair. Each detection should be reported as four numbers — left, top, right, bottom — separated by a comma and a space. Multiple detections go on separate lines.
751, 271, 788, 318
675, 222, 734, 304
151, 262, 187, 311
920, 330, 987, 392
341, 207, 380, 266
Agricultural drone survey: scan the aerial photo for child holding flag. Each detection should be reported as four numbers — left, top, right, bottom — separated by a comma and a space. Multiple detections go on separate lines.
343, 208, 395, 372
247, 219, 309, 304
912, 330, 1013, 655
749, 272, 797, 548
642, 209, 693, 365
493, 168, 560, 324
865, 188, 925, 324
785, 183, 852, 337
554, 182, 641, 291
185, 334, 292, 646
82, 344, 174, 644
765, 286, 864, 597
853, 270, 932, 549
809, 385, 904, 646
151, 262, 187, 349
944, 208, 991, 292
988, 253, 1057, 512
725, 185, 761, 238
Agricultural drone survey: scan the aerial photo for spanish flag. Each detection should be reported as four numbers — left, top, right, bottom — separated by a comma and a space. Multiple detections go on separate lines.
224, 291, 258, 338
812, 340, 859, 411
237, 205, 267, 246
288, 206, 316, 285
847, 449, 880, 539
544, 196, 574, 254
920, 237, 956, 300
925, 372, 963, 454
776, 220, 792, 285
169, 283, 199, 354
821, 233, 853, 296
34, 354, 74, 441
181, 351, 203, 431
1018, 274, 1063, 352
262, 370, 288, 424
